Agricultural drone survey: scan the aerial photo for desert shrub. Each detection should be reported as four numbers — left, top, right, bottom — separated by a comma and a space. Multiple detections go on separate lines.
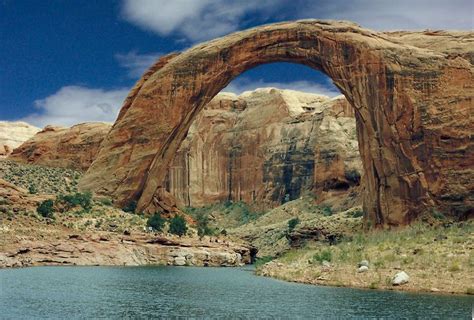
255, 256, 274, 268
98, 198, 113, 206
58, 192, 92, 211
28, 184, 37, 194
220, 229, 228, 236
321, 205, 333, 216
351, 209, 364, 218
288, 217, 300, 233
196, 212, 213, 237
431, 209, 446, 221
122, 200, 137, 213
147, 213, 166, 232
312, 249, 333, 264
169, 215, 187, 236
37, 199, 54, 218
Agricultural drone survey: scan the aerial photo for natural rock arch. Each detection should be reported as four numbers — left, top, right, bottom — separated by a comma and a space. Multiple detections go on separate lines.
79, 20, 473, 226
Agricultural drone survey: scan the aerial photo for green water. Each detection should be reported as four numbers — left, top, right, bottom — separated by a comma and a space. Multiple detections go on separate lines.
0, 266, 472, 319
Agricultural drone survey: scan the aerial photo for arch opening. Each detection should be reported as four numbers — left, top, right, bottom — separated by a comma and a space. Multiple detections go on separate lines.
163, 62, 363, 212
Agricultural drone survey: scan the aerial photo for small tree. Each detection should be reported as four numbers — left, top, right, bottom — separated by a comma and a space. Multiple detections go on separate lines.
37, 199, 54, 218
147, 213, 166, 232
122, 200, 137, 213
288, 217, 300, 232
169, 215, 187, 236
58, 192, 92, 211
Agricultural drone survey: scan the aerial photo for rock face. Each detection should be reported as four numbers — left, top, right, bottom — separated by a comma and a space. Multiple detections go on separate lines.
165, 89, 361, 208
0, 121, 40, 157
0, 232, 254, 268
9, 123, 111, 171
79, 20, 474, 226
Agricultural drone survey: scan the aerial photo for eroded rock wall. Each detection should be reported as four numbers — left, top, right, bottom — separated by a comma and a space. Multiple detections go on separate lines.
165, 89, 361, 209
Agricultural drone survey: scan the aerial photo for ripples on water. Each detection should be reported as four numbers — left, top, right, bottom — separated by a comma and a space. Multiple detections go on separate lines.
0, 266, 472, 319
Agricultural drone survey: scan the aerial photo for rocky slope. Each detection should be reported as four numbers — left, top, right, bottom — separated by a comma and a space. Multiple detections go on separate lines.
0, 121, 40, 157
0, 160, 253, 268
166, 89, 361, 209
78, 20, 473, 226
9, 123, 111, 171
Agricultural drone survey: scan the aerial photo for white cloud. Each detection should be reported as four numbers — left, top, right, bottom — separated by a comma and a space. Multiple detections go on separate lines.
223, 78, 340, 97
121, 0, 472, 43
115, 51, 162, 78
295, 0, 473, 31
22, 86, 129, 128
121, 0, 283, 41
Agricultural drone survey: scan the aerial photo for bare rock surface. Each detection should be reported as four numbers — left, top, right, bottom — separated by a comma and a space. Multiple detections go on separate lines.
79, 20, 474, 226
0, 121, 40, 157
9, 122, 111, 171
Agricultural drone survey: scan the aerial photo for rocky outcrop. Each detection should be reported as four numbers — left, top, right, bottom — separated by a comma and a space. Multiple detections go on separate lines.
0, 232, 253, 268
79, 20, 473, 226
0, 121, 40, 157
9, 123, 111, 171
165, 89, 361, 208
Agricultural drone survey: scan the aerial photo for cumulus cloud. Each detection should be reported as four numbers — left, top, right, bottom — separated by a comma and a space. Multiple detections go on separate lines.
22, 86, 129, 128
121, 0, 472, 42
223, 78, 340, 97
121, 0, 283, 41
115, 51, 162, 78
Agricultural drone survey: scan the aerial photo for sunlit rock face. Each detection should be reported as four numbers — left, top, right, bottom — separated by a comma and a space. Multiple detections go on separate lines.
9, 123, 111, 171
79, 20, 474, 226
0, 121, 40, 157
165, 89, 361, 209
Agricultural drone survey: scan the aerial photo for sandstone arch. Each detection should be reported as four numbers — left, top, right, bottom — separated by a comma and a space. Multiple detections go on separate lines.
80, 20, 473, 226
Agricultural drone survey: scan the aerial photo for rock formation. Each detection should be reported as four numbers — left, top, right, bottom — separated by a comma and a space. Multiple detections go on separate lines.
0, 121, 40, 157
9, 122, 111, 171
165, 89, 361, 208
75, 20, 473, 225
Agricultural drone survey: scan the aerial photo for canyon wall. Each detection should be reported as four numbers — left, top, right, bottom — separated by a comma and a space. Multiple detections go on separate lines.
165, 89, 361, 208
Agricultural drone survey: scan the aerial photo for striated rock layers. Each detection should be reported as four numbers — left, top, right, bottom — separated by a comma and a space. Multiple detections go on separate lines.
9, 123, 111, 171
165, 89, 361, 208
78, 19, 473, 226
0, 121, 40, 157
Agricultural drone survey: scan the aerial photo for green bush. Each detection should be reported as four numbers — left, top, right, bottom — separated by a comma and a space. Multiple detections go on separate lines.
147, 213, 166, 231
58, 192, 92, 211
122, 200, 137, 213
321, 205, 333, 216
313, 249, 333, 264
98, 198, 113, 206
288, 217, 300, 232
28, 185, 37, 194
255, 256, 274, 268
37, 199, 54, 218
351, 209, 364, 218
196, 212, 213, 237
169, 215, 187, 236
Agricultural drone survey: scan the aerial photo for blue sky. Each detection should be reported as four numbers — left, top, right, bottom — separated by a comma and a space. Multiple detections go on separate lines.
1, 0, 472, 127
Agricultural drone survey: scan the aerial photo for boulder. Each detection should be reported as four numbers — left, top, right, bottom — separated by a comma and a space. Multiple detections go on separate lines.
358, 260, 369, 268
392, 271, 410, 285
358, 266, 369, 273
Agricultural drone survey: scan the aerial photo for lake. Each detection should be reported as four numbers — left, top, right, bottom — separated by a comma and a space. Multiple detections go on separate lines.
0, 266, 472, 319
